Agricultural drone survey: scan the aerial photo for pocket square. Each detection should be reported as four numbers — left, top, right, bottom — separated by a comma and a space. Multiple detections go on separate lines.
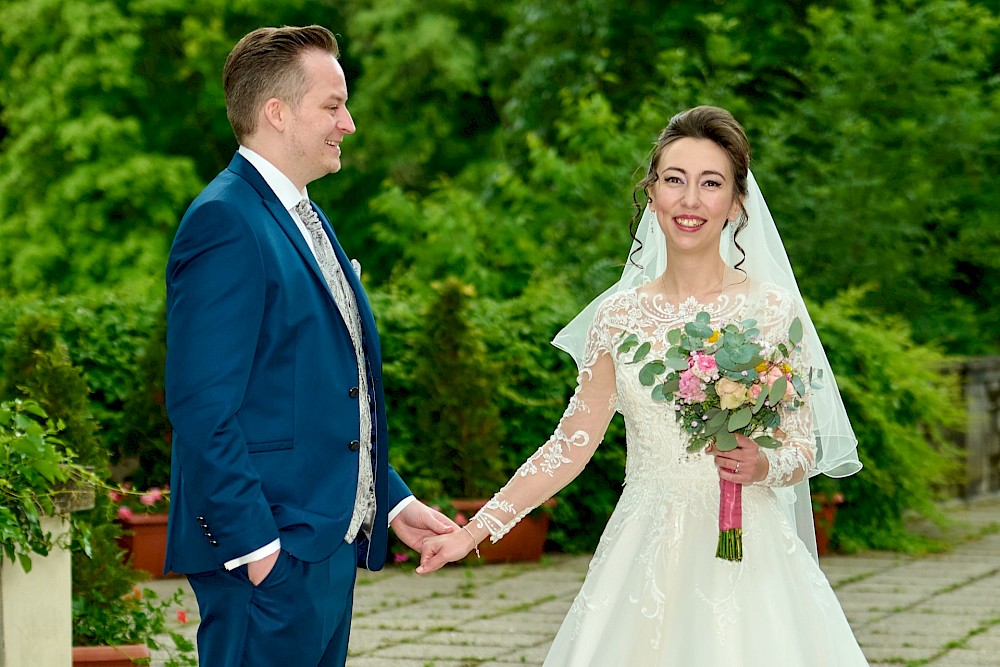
351, 259, 362, 278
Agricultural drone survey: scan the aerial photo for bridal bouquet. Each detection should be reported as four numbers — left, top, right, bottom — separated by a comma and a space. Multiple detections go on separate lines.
617, 312, 814, 562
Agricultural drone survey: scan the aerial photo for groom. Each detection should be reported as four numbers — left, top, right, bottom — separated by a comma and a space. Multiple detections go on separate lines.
164, 25, 455, 666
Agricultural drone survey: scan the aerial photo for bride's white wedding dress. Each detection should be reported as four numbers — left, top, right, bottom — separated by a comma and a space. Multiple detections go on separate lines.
470, 283, 869, 666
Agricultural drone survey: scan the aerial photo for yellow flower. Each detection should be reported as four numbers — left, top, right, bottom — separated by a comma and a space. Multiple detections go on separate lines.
782, 363, 793, 374
754, 361, 769, 373
707, 330, 720, 343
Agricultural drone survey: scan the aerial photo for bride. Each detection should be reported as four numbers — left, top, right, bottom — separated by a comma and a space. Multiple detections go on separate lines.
417, 106, 869, 666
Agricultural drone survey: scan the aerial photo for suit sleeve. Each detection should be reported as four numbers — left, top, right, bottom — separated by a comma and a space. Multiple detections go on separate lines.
166, 199, 278, 565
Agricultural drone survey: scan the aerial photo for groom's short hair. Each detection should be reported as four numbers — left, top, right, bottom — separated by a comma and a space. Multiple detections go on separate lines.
224, 25, 340, 142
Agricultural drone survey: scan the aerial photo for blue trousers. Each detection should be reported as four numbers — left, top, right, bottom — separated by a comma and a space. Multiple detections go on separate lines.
187, 542, 357, 667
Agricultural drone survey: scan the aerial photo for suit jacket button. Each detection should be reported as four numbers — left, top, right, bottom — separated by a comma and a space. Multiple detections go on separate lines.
204, 532, 213, 538
348, 387, 360, 398
209, 540, 219, 547
196, 516, 205, 522
348, 439, 361, 451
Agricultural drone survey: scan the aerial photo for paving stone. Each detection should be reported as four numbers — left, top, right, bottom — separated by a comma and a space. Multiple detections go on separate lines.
143, 494, 1000, 667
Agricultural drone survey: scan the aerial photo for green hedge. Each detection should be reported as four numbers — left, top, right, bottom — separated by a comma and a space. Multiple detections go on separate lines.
0, 283, 969, 554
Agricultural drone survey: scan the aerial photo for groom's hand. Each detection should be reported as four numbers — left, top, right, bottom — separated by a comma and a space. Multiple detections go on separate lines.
390, 500, 458, 553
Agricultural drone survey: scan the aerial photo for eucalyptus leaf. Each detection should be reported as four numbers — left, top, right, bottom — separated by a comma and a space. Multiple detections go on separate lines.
792, 375, 806, 397
696, 311, 712, 325
662, 376, 680, 393
665, 357, 690, 371
769, 376, 787, 404
789, 317, 803, 345
617, 333, 638, 355
752, 385, 769, 414
639, 361, 666, 386
651, 384, 667, 401
754, 435, 781, 449
667, 328, 682, 345
728, 406, 753, 432
631, 341, 651, 364
707, 410, 729, 430
714, 348, 735, 370
714, 430, 738, 451
685, 321, 714, 339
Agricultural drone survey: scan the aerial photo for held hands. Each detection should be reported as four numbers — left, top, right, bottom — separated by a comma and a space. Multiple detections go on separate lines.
707, 434, 768, 485
416, 526, 479, 574
390, 500, 459, 553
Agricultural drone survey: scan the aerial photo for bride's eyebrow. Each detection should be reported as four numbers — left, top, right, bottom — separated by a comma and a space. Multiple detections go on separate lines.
660, 167, 728, 181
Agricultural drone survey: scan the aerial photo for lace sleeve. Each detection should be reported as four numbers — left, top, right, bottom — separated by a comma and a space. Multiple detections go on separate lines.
753, 287, 817, 488
470, 312, 619, 543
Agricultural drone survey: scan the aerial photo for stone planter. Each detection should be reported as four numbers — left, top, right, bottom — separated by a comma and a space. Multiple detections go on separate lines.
72, 643, 152, 666
117, 512, 177, 578
450, 498, 557, 563
0, 516, 74, 665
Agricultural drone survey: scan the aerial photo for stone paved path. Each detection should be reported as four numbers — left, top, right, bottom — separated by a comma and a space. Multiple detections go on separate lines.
148, 495, 1000, 666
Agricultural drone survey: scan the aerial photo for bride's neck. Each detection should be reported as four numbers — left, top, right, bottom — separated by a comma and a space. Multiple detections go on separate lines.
657, 257, 731, 303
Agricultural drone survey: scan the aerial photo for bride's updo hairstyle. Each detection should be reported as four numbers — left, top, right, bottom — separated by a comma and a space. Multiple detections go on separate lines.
631, 106, 752, 269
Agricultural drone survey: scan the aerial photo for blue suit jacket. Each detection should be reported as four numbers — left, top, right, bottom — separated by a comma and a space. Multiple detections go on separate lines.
164, 152, 409, 574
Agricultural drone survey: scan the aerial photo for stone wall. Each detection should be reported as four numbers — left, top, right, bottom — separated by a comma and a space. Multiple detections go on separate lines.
954, 357, 1000, 497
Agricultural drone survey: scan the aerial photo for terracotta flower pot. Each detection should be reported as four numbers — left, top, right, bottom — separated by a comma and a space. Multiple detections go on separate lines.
450, 498, 557, 563
72, 644, 151, 666
812, 493, 845, 556
116, 512, 178, 578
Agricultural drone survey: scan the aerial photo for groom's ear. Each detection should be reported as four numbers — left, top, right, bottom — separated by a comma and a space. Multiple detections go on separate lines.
261, 97, 286, 133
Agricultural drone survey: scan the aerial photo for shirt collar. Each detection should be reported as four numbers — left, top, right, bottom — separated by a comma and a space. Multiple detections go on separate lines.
238, 145, 308, 211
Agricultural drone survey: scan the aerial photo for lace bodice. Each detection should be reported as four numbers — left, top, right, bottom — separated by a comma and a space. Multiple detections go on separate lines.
471, 283, 817, 544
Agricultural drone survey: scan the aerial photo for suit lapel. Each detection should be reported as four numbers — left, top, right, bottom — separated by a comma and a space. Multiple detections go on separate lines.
226, 153, 378, 360
313, 204, 381, 361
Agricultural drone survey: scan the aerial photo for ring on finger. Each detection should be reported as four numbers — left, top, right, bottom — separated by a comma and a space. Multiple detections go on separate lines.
735, 461, 740, 473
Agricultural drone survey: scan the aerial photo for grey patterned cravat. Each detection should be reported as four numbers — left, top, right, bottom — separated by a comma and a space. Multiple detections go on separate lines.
294, 199, 376, 543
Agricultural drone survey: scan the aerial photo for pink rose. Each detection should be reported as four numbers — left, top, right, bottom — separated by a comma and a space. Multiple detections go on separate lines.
107, 490, 123, 503
766, 366, 785, 386
117, 506, 134, 521
454, 512, 468, 525
689, 353, 719, 382
677, 370, 707, 403
748, 383, 763, 402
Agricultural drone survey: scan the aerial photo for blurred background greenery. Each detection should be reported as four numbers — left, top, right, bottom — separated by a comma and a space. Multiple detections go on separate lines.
0, 0, 996, 556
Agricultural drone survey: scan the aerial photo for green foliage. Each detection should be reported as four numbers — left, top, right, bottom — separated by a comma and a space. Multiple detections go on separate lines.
400, 277, 506, 498
0, 399, 99, 572
756, 0, 1000, 353
807, 289, 965, 552
71, 500, 195, 663
0, 290, 168, 479
0, 313, 107, 476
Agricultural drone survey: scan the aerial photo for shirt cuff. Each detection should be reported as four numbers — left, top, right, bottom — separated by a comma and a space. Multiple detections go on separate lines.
387, 495, 416, 523
224, 539, 281, 571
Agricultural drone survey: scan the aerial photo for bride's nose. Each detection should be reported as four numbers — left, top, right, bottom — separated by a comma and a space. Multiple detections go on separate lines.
681, 182, 701, 208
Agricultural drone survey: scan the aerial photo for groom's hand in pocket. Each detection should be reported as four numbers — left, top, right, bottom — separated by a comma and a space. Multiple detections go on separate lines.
247, 549, 280, 586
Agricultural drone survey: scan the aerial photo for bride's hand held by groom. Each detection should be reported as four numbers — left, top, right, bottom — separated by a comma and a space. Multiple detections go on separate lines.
415, 522, 483, 574
390, 500, 460, 554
